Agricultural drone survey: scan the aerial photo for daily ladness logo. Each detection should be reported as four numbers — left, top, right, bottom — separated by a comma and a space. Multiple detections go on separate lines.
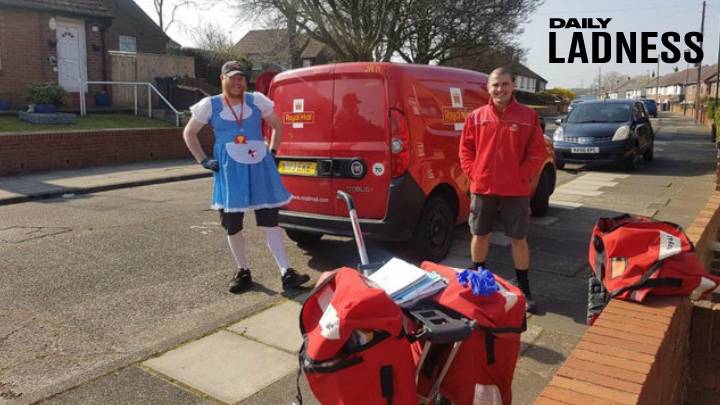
548, 18, 703, 64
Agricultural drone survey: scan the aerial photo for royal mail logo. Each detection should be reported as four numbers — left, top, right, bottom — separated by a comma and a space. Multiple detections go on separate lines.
284, 111, 315, 124
442, 107, 473, 124
293, 99, 304, 112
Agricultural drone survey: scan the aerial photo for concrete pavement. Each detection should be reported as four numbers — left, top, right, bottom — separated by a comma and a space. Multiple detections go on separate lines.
1, 112, 716, 404
0, 159, 209, 206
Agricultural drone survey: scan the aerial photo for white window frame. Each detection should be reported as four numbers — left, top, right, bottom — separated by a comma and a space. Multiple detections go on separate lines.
118, 35, 137, 53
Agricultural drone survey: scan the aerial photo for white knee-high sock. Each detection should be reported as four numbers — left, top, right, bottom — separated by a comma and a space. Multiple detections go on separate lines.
227, 232, 248, 269
264, 226, 289, 275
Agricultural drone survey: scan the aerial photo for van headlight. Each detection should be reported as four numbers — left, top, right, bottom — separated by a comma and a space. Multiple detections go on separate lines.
553, 127, 564, 141
612, 125, 631, 141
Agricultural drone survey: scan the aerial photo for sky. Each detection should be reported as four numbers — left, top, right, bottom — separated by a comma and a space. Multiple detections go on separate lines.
134, 0, 720, 89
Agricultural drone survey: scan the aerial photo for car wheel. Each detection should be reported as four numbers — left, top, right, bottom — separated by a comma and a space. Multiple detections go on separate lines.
411, 196, 455, 261
643, 140, 654, 161
285, 229, 323, 245
556, 161, 565, 170
531, 167, 554, 217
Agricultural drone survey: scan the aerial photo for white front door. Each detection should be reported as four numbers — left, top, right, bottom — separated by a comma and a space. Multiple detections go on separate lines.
56, 19, 87, 92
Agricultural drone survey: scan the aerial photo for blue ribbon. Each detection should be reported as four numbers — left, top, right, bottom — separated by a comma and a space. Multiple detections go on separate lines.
457, 267, 500, 296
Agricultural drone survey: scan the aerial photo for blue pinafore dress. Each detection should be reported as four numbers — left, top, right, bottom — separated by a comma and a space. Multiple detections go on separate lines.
209, 93, 292, 212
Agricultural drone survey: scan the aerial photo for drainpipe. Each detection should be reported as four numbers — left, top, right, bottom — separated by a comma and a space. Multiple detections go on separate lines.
100, 20, 109, 92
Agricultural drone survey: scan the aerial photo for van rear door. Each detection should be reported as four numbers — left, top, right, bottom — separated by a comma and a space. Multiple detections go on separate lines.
272, 66, 336, 216
331, 67, 390, 219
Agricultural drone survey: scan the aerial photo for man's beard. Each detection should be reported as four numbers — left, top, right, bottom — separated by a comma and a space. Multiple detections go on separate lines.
223, 85, 245, 100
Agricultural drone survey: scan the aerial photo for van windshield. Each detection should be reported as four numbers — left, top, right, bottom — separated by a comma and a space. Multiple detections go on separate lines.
567, 103, 631, 124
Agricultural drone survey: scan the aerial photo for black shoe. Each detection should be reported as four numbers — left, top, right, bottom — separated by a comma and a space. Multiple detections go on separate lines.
510, 278, 537, 314
282, 268, 310, 291
229, 268, 252, 293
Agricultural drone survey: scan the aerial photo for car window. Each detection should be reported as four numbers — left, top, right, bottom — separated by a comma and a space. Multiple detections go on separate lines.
567, 103, 631, 124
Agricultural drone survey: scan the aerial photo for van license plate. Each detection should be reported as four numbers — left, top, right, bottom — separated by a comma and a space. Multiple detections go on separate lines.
571, 147, 599, 154
278, 161, 318, 176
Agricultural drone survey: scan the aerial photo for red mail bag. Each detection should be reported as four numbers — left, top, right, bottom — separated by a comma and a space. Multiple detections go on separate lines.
299, 267, 418, 405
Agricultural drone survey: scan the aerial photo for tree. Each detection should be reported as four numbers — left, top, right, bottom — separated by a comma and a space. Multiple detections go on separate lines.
230, 0, 539, 65
546, 87, 576, 102
592, 71, 630, 93
399, 0, 540, 65
153, 0, 195, 32
230, 0, 310, 69
188, 22, 235, 52
293, 0, 403, 62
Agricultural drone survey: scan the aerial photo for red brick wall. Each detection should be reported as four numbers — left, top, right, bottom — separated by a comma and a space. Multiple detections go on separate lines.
0, 9, 111, 109
684, 191, 720, 277
687, 301, 720, 404
535, 297, 692, 405
0, 9, 48, 107
0, 126, 213, 176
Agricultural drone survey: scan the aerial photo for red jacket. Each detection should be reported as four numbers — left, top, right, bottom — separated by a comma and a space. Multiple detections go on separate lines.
459, 98, 546, 197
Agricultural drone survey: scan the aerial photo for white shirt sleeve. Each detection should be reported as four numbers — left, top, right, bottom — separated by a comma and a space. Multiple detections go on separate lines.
252, 92, 275, 118
189, 97, 212, 124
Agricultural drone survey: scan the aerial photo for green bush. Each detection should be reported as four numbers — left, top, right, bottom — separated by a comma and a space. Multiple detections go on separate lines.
24, 82, 69, 106
707, 98, 719, 120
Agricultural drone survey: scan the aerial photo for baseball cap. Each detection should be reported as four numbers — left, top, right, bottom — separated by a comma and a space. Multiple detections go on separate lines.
221, 61, 246, 78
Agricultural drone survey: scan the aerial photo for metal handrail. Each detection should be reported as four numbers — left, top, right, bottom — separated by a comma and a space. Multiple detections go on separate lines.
79, 80, 181, 127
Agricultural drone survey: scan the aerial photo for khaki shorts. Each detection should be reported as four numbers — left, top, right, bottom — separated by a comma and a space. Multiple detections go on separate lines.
468, 194, 530, 239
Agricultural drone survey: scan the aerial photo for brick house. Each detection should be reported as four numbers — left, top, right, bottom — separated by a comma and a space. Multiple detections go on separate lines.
0, 0, 173, 109
511, 62, 548, 94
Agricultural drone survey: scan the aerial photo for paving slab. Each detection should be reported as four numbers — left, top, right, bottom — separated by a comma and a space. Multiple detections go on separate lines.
557, 182, 608, 190
37, 366, 215, 405
568, 179, 618, 187
228, 301, 303, 353
549, 201, 582, 209
553, 187, 603, 197
580, 173, 630, 180
549, 193, 586, 203
520, 324, 544, 355
143, 331, 297, 404
240, 370, 318, 405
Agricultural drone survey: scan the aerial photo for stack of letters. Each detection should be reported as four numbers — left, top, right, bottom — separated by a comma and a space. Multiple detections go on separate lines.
368, 258, 447, 307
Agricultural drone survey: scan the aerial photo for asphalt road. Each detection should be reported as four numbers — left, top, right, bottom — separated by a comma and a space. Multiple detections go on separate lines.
0, 112, 716, 404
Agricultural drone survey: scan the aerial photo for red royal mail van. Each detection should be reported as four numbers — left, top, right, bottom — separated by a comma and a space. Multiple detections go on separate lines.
267, 62, 556, 261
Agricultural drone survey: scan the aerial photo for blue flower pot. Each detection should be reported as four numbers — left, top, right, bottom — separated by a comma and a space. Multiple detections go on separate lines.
34, 104, 58, 114
0, 100, 11, 111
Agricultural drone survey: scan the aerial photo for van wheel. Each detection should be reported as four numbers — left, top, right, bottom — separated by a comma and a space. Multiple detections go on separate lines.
285, 229, 323, 245
531, 168, 553, 217
411, 196, 454, 261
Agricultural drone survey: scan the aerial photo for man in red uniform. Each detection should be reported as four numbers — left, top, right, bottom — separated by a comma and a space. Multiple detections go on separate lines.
459, 67, 547, 313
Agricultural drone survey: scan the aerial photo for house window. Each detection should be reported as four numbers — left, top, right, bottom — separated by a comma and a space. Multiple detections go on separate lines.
119, 35, 137, 53
302, 59, 312, 67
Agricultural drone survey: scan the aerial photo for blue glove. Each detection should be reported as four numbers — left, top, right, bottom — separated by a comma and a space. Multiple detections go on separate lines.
201, 157, 219, 172
457, 267, 500, 296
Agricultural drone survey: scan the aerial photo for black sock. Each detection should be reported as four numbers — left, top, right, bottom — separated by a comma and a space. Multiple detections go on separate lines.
515, 269, 530, 295
473, 261, 486, 270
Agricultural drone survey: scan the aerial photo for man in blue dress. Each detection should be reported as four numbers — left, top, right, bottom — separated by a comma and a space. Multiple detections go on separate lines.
183, 61, 310, 293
